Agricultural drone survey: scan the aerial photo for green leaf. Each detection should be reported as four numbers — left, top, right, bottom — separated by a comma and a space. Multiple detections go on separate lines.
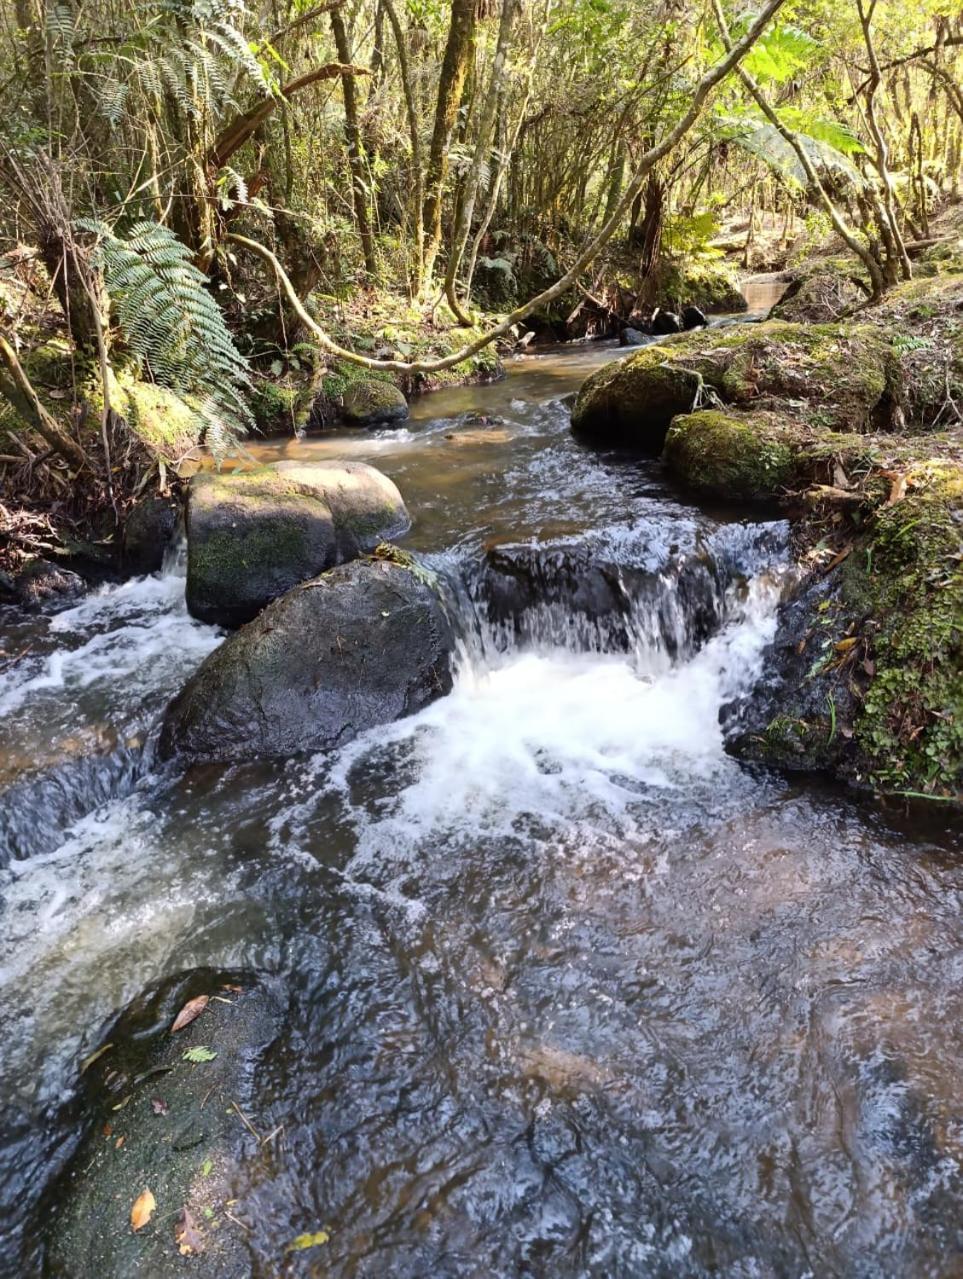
183, 1046, 218, 1063
201, 1158, 213, 1176
286, 1231, 330, 1253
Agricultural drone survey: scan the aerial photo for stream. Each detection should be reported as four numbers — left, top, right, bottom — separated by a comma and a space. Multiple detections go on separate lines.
1, 320, 962, 1276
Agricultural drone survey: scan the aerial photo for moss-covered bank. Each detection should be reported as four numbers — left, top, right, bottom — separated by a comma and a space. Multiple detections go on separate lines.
572, 274, 963, 800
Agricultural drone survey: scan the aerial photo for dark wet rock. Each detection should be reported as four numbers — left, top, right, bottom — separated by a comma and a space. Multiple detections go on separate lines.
651, 309, 683, 335
40, 970, 283, 1279
681, 305, 708, 330
122, 494, 180, 575
474, 534, 746, 660
185, 461, 410, 627
161, 556, 455, 763
619, 326, 646, 347
341, 378, 409, 427
10, 559, 85, 612
722, 571, 861, 777
725, 460, 963, 798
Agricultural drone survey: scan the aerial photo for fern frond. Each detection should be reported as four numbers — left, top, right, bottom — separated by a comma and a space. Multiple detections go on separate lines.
77, 218, 252, 458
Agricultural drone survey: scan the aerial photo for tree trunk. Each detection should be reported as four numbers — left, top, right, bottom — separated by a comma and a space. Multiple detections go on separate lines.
383, 0, 425, 294
445, 0, 517, 322
331, 10, 378, 277
421, 0, 477, 287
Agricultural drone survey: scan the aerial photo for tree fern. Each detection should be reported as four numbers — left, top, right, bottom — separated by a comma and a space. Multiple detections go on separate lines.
78, 219, 252, 457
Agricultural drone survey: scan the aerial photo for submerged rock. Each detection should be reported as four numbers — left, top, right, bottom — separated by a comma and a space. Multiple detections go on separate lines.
162, 556, 455, 762
185, 460, 410, 627
5, 558, 85, 612
341, 377, 409, 427
41, 970, 282, 1279
122, 494, 180, 575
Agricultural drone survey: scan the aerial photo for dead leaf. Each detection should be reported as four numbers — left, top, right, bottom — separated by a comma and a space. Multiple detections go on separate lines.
102, 1122, 113, 1138
80, 1043, 113, 1074
832, 461, 851, 490
834, 637, 858, 653
884, 472, 908, 507
131, 1188, 156, 1232
174, 1207, 204, 1256
171, 995, 209, 1033
823, 543, 853, 574
115, 1136, 125, 1149
151, 1097, 168, 1116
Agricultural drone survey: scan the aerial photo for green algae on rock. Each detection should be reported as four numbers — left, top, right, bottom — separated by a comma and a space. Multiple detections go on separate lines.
663, 409, 796, 502
341, 377, 409, 427
185, 460, 410, 627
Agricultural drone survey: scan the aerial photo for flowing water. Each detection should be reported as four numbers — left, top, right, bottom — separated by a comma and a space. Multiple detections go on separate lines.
1, 326, 961, 1277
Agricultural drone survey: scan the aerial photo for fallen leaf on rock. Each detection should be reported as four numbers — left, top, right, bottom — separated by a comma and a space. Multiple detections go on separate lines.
286, 1231, 330, 1253
175, 1207, 204, 1256
115, 1136, 125, 1149
834, 637, 858, 653
171, 995, 209, 1033
130, 1188, 156, 1232
151, 1097, 168, 1115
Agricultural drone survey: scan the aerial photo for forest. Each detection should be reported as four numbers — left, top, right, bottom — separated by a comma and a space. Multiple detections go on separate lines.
0, 0, 962, 1275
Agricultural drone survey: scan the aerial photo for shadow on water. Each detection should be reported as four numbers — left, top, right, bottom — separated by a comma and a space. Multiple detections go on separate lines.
1, 329, 962, 1277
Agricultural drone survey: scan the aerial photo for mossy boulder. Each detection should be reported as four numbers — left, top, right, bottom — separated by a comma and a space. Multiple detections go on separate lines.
769, 269, 867, 323
571, 346, 703, 448
726, 461, 963, 800
185, 460, 410, 627
341, 377, 409, 427
663, 410, 797, 502
161, 557, 455, 762
572, 320, 899, 450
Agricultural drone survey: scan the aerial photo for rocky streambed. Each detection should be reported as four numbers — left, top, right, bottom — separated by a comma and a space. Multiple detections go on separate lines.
1, 314, 962, 1278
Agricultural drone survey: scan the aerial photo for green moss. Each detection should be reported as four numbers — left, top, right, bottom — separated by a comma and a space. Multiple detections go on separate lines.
342, 378, 408, 423
119, 381, 198, 457
663, 410, 796, 501
571, 348, 703, 448
842, 463, 963, 797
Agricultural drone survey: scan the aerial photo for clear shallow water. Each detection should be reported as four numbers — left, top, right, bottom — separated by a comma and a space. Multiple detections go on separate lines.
1, 339, 962, 1277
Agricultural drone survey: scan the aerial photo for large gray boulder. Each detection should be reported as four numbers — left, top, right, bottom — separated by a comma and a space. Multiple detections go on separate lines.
161, 556, 454, 762
185, 460, 410, 627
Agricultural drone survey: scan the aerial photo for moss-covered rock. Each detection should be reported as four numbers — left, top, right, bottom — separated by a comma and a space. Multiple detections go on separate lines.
571, 346, 703, 448
185, 460, 410, 626
341, 377, 409, 427
572, 319, 899, 450
726, 461, 963, 800
663, 410, 797, 502
770, 268, 867, 323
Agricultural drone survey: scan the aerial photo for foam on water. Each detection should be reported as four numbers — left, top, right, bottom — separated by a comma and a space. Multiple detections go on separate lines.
0, 570, 220, 720
282, 567, 790, 863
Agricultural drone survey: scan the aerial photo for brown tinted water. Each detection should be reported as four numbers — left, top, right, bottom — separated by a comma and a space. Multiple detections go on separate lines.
1, 329, 961, 1278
